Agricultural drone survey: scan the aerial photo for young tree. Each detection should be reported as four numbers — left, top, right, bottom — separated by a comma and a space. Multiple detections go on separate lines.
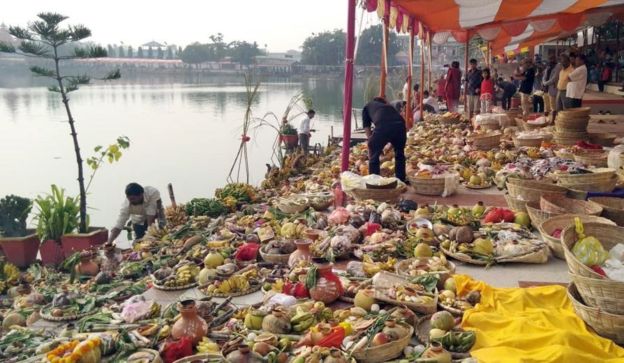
356, 24, 400, 66
127, 45, 134, 58
0, 13, 122, 233
166, 46, 174, 59
118, 45, 125, 58
177, 46, 183, 58
107, 44, 115, 57
229, 41, 261, 67
157, 47, 164, 59
137, 46, 144, 58
180, 42, 210, 67
147, 46, 153, 58
301, 29, 346, 65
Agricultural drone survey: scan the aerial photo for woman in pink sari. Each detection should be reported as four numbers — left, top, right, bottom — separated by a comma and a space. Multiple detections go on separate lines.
445, 61, 461, 112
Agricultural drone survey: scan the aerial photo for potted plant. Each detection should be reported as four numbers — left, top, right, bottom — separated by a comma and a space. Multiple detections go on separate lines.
279, 123, 299, 148
34, 186, 80, 264
0, 195, 38, 267
1, 13, 124, 249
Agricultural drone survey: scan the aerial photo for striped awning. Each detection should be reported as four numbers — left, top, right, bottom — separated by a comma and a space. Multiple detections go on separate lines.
365, 0, 624, 53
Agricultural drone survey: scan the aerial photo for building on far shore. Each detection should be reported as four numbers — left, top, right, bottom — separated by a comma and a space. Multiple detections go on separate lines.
254, 51, 301, 74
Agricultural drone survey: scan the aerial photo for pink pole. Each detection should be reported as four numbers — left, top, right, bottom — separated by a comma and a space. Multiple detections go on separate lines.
341, 0, 356, 172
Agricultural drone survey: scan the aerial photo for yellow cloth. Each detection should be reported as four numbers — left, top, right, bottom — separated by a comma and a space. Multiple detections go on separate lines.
557, 65, 574, 91
454, 274, 624, 363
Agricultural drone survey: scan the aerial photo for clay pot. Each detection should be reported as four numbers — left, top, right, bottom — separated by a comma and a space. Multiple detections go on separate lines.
171, 300, 208, 344
288, 240, 312, 268
225, 344, 264, 363
75, 252, 99, 276
309, 263, 342, 304
421, 341, 452, 363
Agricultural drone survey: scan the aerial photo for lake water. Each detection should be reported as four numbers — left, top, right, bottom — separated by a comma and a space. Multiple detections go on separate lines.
0, 76, 375, 240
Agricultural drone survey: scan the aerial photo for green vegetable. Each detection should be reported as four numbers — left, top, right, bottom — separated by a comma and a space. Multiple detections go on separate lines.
185, 198, 227, 218
409, 275, 439, 293
215, 183, 257, 204
279, 123, 298, 136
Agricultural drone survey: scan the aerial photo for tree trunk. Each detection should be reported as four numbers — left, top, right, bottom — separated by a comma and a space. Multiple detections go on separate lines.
54, 47, 88, 233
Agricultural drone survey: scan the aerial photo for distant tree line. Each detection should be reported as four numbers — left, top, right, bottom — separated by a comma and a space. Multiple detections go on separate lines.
300, 24, 401, 66
179, 33, 263, 67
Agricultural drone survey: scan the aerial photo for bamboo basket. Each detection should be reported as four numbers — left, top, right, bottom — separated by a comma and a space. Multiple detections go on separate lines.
349, 185, 407, 203
409, 175, 456, 196
394, 258, 456, 282
506, 178, 568, 202
470, 132, 502, 151
352, 325, 414, 363
574, 151, 609, 168
554, 116, 590, 132
588, 197, 624, 226
526, 201, 556, 229
567, 283, 624, 345
558, 106, 591, 118
174, 354, 224, 363
538, 215, 615, 260
570, 273, 624, 315
259, 246, 290, 265
540, 195, 603, 216
554, 168, 616, 185
589, 133, 617, 147
561, 223, 624, 279
553, 131, 589, 146
558, 175, 618, 193
276, 197, 309, 214
516, 118, 549, 131
513, 134, 552, 148
504, 194, 528, 213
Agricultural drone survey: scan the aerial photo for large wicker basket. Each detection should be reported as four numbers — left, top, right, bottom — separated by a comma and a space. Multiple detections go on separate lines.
506, 178, 568, 202
513, 134, 552, 148
349, 185, 407, 203
526, 201, 556, 229
259, 245, 290, 265
568, 283, 624, 345
539, 215, 615, 260
574, 151, 609, 168
540, 195, 603, 216
558, 175, 618, 193
553, 131, 589, 146
570, 273, 624, 315
558, 106, 591, 118
554, 115, 589, 132
504, 194, 528, 212
409, 174, 457, 196
588, 197, 624, 226
561, 222, 624, 278
470, 132, 502, 151
516, 118, 549, 131
553, 168, 616, 185
352, 325, 414, 363
589, 133, 617, 147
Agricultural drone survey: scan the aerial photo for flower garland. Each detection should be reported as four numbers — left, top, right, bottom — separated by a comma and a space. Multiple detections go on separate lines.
46, 336, 101, 363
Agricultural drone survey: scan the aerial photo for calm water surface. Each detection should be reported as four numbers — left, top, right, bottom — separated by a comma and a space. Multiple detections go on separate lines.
0, 77, 369, 239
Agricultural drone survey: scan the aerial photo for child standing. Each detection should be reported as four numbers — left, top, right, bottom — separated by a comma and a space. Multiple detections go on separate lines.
480, 68, 494, 113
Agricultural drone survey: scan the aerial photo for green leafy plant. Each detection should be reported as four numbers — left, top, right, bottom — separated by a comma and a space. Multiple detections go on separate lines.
0, 13, 122, 233
185, 198, 227, 218
34, 185, 80, 242
0, 195, 32, 237
279, 123, 298, 135
85, 136, 130, 192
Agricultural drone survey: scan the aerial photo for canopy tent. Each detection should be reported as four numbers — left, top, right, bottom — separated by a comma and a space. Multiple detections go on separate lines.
339, 0, 624, 173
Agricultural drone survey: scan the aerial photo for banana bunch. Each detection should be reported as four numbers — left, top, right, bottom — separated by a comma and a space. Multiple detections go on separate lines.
158, 325, 171, 339
197, 337, 220, 353
2, 262, 19, 285
146, 224, 168, 239
191, 216, 211, 229
0, 280, 5, 294
433, 331, 476, 353
291, 307, 315, 333
175, 264, 200, 285
149, 302, 161, 317
165, 204, 188, 228
229, 275, 250, 291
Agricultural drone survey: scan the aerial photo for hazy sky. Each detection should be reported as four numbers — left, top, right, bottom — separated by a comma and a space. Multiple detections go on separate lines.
2, 0, 363, 52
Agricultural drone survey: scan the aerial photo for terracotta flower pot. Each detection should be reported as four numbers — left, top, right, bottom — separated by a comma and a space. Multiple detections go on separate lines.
309, 262, 343, 304
280, 134, 299, 148
171, 300, 208, 344
288, 239, 312, 268
39, 239, 65, 266
61, 227, 108, 257
0, 231, 39, 267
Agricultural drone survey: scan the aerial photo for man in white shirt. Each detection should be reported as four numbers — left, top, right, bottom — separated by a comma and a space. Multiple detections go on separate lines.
566, 54, 588, 109
298, 110, 315, 154
423, 90, 439, 113
107, 183, 164, 242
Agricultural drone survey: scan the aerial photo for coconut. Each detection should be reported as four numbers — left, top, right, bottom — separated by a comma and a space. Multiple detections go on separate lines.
2, 312, 26, 330
430, 311, 455, 331
452, 226, 474, 244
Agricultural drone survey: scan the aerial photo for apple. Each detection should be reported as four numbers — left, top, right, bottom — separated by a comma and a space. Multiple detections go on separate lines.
371, 332, 389, 346
514, 212, 530, 227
